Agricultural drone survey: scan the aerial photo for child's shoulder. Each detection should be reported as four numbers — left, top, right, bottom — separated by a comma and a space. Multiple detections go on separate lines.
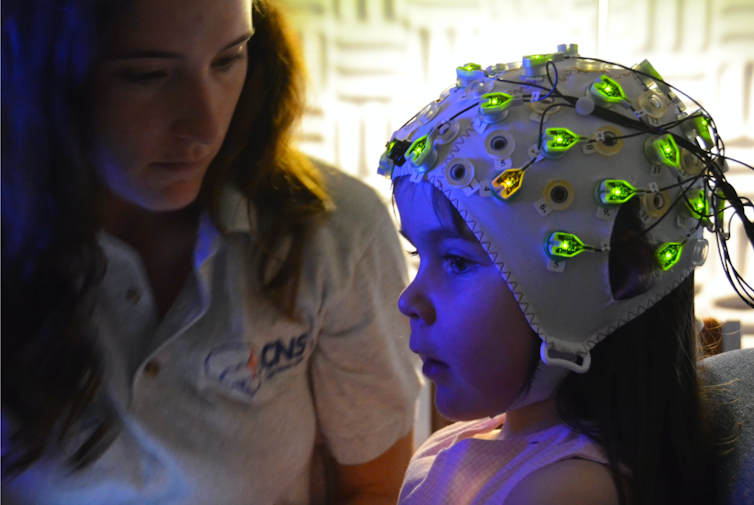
505, 458, 620, 505
416, 415, 506, 457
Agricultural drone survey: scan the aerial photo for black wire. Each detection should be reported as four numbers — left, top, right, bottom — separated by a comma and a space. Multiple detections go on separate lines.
400, 58, 753, 306
495, 78, 555, 93
536, 103, 576, 151
715, 228, 754, 306
632, 177, 705, 239
448, 102, 480, 122
574, 56, 716, 124
567, 56, 754, 305
721, 155, 754, 172
537, 61, 559, 102
658, 172, 705, 192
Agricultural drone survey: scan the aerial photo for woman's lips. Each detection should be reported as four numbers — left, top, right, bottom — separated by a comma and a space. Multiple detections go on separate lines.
153, 161, 203, 172
149, 160, 207, 182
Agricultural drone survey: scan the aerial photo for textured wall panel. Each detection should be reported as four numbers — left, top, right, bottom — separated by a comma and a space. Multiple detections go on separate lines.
280, 0, 754, 343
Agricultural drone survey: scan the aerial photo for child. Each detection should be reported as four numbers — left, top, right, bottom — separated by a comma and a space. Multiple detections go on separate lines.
378, 45, 754, 505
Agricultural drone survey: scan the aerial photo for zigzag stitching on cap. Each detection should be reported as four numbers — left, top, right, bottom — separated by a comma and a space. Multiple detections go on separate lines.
436, 174, 540, 355
580, 267, 694, 354
480, 241, 491, 252
441, 127, 472, 165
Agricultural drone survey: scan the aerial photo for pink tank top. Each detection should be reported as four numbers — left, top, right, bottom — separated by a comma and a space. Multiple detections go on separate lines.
399, 414, 613, 504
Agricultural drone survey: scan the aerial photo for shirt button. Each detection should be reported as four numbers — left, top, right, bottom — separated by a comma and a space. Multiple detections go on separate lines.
143, 360, 160, 377
125, 286, 142, 304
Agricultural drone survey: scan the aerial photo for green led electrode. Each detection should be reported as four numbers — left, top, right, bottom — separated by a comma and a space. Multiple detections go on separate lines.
542, 128, 582, 158
479, 92, 514, 123
590, 75, 629, 105
456, 62, 484, 86
646, 134, 681, 169
405, 135, 437, 172
492, 168, 525, 200
407, 136, 426, 157
686, 188, 710, 220
693, 114, 713, 147
598, 179, 637, 205
524, 54, 550, 66
378, 139, 399, 177
656, 242, 683, 271
459, 63, 481, 72
386, 139, 397, 154
547, 128, 580, 150
546, 231, 590, 259
481, 92, 512, 109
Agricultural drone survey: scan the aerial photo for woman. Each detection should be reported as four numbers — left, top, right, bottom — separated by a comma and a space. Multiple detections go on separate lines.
1, 0, 420, 503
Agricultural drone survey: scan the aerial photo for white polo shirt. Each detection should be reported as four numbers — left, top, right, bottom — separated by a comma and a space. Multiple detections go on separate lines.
2, 164, 421, 505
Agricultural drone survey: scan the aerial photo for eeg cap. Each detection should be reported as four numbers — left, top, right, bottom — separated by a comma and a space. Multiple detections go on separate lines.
380, 46, 716, 373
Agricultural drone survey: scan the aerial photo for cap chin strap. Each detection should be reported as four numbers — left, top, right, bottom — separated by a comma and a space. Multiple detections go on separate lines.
507, 343, 591, 412
508, 357, 568, 411
540, 342, 592, 373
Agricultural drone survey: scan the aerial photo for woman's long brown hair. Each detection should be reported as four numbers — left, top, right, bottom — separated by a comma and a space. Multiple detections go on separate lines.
2, 0, 327, 473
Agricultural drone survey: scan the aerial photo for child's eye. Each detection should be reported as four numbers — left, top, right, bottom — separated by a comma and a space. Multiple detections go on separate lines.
406, 249, 419, 257
444, 255, 476, 275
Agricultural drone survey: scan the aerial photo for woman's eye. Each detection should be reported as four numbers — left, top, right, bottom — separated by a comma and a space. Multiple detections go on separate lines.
444, 255, 476, 274
119, 70, 167, 84
213, 53, 245, 71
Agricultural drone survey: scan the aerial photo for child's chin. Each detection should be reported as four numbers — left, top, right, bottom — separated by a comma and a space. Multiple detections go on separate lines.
434, 390, 497, 422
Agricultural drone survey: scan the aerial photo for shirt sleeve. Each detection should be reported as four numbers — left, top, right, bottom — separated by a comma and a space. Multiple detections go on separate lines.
309, 204, 422, 465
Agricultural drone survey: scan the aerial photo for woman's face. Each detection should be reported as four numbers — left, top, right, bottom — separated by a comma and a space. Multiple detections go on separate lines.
396, 181, 537, 421
91, 0, 253, 211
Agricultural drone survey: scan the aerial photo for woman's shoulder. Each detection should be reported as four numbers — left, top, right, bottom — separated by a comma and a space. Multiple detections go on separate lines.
311, 159, 390, 225
307, 159, 398, 258
505, 458, 620, 505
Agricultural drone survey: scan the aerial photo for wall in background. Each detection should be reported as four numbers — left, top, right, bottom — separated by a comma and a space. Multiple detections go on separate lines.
277, 1, 754, 442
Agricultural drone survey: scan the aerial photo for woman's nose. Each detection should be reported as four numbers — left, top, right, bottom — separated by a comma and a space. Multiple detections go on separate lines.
398, 276, 436, 325
172, 77, 223, 146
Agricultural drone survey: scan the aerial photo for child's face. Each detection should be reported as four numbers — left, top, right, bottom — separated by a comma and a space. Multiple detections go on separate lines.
90, 0, 253, 212
396, 181, 537, 421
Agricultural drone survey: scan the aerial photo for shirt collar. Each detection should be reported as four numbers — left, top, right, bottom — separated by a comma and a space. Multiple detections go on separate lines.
218, 185, 256, 234
194, 185, 256, 271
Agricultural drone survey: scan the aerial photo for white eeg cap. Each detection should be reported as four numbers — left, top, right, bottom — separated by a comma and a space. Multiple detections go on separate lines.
380, 49, 710, 377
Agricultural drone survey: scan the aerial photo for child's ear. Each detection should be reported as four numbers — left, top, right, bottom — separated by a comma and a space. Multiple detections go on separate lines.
608, 198, 655, 300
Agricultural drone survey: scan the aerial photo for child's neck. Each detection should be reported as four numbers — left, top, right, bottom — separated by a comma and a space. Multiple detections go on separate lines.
502, 397, 561, 437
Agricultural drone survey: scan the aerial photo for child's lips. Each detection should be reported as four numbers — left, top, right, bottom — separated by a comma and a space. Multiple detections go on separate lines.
419, 354, 449, 380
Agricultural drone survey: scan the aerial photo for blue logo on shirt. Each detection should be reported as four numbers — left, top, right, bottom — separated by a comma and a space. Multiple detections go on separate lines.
204, 334, 310, 397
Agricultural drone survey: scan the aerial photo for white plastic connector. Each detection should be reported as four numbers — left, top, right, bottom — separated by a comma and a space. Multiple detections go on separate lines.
540, 342, 591, 373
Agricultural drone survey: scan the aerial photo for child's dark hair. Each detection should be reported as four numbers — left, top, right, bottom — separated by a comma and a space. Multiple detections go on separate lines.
396, 177, 714, 505
555, 198, 714, 505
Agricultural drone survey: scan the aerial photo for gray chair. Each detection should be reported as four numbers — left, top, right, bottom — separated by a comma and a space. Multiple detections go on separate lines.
701, 348, 754, 505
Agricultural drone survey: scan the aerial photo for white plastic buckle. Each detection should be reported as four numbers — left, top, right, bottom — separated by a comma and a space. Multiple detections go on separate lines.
540, 342, 591, 373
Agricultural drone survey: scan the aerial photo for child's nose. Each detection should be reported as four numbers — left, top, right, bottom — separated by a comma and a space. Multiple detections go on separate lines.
398, 278, 436, 325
